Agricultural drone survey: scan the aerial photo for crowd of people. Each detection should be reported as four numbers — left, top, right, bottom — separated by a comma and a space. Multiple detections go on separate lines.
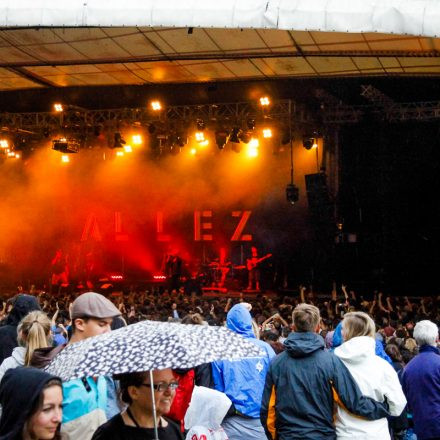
0, 284, 438, 440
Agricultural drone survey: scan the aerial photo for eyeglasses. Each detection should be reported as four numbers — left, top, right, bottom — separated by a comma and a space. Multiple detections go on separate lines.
140, 382, 179, 392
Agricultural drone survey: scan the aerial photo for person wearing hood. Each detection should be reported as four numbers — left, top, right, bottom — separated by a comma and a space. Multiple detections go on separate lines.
334, 311, 407, 439
261, 303, 391, 440
0, 366, 63, 440
0, 311, 52, 383
211, 303, 275, 440
0, 294, 41, 364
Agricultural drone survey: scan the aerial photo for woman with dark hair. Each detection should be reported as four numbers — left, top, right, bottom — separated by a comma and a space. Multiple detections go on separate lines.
0, 367, 63, 440
92, 368, 183, 440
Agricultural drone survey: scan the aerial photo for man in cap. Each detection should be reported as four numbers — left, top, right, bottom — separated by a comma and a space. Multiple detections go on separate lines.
32, 292, 121, 440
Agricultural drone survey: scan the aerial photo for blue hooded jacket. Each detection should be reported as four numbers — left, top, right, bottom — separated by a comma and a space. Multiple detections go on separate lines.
332, 322, 393, 364
212, 304, 275, 418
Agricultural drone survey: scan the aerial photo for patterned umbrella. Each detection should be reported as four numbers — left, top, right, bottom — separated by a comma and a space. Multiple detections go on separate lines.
45, 320, 263, 381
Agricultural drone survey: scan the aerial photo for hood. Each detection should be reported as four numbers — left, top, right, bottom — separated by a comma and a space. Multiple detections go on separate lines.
0, 367, 60, 440
284, 332, 324, 358
226, 304, 255, 339
334, 336, 375, 364
6, 295, 40, 327
10, 347, 26, 364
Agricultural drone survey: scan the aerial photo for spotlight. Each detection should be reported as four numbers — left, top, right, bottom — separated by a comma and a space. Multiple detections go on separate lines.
229, 127, 241, 144
215, 130, 228, 150
247, 119, 256, 130
14, 152, 21, 159
238, 131, 251, 144
124, 145, 133, 153
286, 183, 299, 205
199, 140, 209, 147
196, 119, 205, 131
247, 138, 259, 157
263, 128, 272, 138
7, 151, 15, 157
260, 96, 270, 106
113, 132, 126, 149
176, 134, 187, 147
132, 134, 142, 145
151, 101, 162, 111
116, 151, 124, 157
302, 137, 316, 150
0, 139, 8, 148
195, 131, 205, 142
61, 155, 70, 163
54, 103, 64, 112
52, 138, 80, 153
190, 148, 197, 155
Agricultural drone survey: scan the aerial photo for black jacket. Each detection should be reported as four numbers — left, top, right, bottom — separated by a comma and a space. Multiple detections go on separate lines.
0, 295, 40, 364
261, 332, 390, 440
0, 367, 60, 440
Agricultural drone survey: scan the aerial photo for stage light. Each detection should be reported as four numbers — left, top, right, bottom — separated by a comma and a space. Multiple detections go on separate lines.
190, 148, 197, 155
151, 101, 162, 111
116, 151, 124, 157
7, 151, 15, 157
312, 139, 318, 149
113, 132, 126, 149
0, 139, 8, 148
247, 119, 256, 130
238, 131, 251, 144
263, 128, 272, 138
260, 96, 270, 106
14, 152, 20, 159
52, 138, 80, 153
215, 130, 228, 150
54, 103, 64, 112
286, 183, 299, 204
247, 138, 259, 157
199, 140, 209, 147
124, 145, 132, 153
196, 119, 205, 131
132, 134, 142, 145
61, 155, 70, 163
229, 127, 241, 144
302, 137, 316, 150
195, 131, 205, 142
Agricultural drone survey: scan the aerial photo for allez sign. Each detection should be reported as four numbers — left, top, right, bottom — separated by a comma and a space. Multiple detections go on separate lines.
81, 210, 253, 243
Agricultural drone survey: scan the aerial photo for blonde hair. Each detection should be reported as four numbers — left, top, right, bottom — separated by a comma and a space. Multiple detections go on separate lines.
292, 303, 320, 332
18, 311, 52, 366
342, 311, 375, 342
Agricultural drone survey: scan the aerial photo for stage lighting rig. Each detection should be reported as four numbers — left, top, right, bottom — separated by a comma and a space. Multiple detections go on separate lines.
215, 130, 229, 150
52, 138, 80, 154
247, 119, 256, 130
286, 183, 299, 205
263, 128, 272, 138
229, 127, 241, 144
112, 132, 126, 149
196, 119, 206, 131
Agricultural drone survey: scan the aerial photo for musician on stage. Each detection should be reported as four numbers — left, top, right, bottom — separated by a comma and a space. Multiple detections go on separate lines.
246, 246, 272, 291
50, 248, 69, 294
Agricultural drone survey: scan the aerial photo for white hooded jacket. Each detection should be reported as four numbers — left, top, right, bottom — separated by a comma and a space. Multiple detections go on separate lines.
0, 346, 25, 384
334, 336, 406, 439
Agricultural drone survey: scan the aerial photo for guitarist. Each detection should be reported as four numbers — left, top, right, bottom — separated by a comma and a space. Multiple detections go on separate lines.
246, 246, 272, 291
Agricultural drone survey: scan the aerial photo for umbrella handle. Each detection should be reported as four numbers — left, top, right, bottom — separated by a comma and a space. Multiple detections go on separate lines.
149, 370, 159, 440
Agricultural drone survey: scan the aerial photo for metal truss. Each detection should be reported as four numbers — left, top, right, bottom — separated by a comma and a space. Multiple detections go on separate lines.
0, 100, 312, 136
2, 98, 440, 135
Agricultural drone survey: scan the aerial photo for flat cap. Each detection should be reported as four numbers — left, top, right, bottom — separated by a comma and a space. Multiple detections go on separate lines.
71, 292, 121, 320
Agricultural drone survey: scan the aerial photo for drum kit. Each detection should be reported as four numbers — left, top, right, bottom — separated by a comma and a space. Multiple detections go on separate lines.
198, 260, 246, 288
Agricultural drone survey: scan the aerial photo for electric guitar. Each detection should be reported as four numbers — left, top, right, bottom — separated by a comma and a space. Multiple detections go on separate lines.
246, 253, 272, 271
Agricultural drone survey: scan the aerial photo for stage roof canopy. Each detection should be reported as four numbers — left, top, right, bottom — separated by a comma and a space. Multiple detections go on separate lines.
1, 0, 440, 91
